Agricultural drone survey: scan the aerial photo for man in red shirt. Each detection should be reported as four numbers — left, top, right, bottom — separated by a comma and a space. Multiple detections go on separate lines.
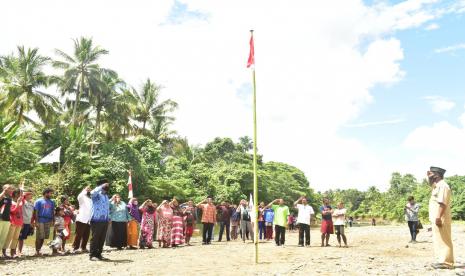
197, 196, 216, 245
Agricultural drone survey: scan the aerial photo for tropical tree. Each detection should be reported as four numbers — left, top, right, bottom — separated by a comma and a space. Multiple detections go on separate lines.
0, 46, 60, 125
89, 69, 123, 134
53, 37, 109, 126
132, 78, 178, 134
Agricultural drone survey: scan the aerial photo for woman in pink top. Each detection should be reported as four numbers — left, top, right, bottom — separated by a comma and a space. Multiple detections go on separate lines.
3, 188, 24, 258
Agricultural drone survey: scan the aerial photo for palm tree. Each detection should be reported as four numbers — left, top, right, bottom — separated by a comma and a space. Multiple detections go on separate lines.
132, 78, 178, 134
89, 69, 123, 133
53, 37, 108, 126
0, 46, 60, 126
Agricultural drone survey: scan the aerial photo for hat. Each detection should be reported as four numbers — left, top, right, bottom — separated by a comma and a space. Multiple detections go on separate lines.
430, 166, 446, 176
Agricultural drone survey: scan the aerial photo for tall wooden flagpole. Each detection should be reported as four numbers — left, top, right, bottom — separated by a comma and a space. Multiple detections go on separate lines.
248, 29, 259, 264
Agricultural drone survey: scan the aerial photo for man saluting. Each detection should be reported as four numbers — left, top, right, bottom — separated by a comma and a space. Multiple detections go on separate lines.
427, 166, 454, 269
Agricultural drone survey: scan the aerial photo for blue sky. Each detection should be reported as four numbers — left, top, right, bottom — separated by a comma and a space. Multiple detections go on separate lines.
341, 8, 465, 149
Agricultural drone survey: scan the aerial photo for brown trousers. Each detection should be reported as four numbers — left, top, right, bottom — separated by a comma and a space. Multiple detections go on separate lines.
73, 221, 91, 250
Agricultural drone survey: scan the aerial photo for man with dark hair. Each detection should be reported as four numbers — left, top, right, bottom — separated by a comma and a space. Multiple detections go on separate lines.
427, 166, 454, 269
217, 201, 232, 242
320, 198, 333, 247
33, 188, 55, 256
294, 196, 314, 247
73, 186, 92, 253
196, 196, 216, 245
89, 180, 110, 261
404, 195, 420, 243
265, 199, 289, 246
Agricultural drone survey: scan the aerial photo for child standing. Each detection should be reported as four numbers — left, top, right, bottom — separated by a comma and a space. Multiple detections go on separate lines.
139, 200, 156, 249
264, 207, 274, 240
3, 188, 24, 258
60, 196, 74, 253
230, 205, 240, 241
51, 207, 66, 254
183, 200, 196, 246
18, 190, 34, 256
287, 213, 295, 232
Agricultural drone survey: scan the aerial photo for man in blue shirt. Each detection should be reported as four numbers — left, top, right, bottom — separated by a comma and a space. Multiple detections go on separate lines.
89, 179, 110, 261
33, 188, 55, 256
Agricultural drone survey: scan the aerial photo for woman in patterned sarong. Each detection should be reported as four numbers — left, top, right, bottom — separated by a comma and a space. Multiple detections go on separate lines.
139, 200, 156, 249
157, 199, 173, 248
170, 198, 184, 247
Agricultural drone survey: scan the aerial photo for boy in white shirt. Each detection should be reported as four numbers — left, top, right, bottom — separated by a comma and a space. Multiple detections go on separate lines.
333, 202, 348, 248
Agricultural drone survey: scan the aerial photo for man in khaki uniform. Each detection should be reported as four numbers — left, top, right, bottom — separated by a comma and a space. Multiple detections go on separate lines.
427, 166, 454, 269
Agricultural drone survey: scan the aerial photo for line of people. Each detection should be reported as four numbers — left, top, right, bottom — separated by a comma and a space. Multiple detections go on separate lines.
0, 178, 350, 261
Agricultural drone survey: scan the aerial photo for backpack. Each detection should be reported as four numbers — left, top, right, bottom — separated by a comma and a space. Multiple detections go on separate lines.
242, 208, 251, 221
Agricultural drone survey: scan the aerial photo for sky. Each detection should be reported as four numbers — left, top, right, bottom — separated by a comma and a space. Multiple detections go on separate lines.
1, 0, 465, 191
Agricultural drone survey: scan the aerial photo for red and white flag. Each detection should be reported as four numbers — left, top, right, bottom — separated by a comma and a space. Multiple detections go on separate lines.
127, 172, 133, 199
247, 32, 255, 68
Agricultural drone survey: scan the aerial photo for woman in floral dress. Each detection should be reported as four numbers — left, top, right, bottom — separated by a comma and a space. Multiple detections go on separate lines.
157, 199, 173, 248
139, 200, 156, 249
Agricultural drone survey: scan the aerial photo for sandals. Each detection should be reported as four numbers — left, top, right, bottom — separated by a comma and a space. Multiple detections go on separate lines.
431, 263, 454, 270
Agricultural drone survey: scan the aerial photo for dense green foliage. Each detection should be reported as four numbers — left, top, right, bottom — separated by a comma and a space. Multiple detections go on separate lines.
324, 173, 465, 221
1, 38, 464, 222
0, 38, 314, 208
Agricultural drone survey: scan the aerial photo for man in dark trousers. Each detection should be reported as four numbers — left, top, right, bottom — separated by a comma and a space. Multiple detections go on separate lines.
217, 202, 232, 242
89, 179, 110, 261
294, 196, 314, 247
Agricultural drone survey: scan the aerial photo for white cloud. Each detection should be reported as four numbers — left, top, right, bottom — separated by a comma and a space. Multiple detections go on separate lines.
459, 113, 465, 127
345, 119, 405, 128
403, 114, 465, 181
425, 22, 440, 30
0, 0, 454, 191
434, 43, 465, 54
424, 96, 456, 113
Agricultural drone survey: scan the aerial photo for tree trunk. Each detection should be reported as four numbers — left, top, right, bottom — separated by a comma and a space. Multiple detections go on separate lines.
72, 75, 84, 126
90, 106, 101, 156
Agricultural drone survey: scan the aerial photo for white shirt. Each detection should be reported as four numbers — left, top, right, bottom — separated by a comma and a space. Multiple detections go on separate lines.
296, 204, 314, 225
333, 208, 346, 226
75, 189, 92, 224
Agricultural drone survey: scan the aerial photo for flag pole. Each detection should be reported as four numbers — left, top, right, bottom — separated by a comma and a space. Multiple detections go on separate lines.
250, 29, 259, 264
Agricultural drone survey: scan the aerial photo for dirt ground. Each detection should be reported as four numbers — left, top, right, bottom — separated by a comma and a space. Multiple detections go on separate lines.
1, 224, 464, 275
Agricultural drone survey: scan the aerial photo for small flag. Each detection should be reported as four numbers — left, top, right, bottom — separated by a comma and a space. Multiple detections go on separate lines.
247, 31, 255, 68
38, 147, 61, 164
249, 193, 256, 221
127, 172, 133, 199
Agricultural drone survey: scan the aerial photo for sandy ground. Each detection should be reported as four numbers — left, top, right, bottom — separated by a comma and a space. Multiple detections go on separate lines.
1, 224, 464, 275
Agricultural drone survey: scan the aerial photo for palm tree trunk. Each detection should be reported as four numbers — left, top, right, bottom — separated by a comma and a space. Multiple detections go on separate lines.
72, 75, 84, 126
90, 106, 101, 156
96, 106, 101, 133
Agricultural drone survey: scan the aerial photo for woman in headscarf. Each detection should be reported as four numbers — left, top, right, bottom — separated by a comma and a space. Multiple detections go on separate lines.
139, 199, 156, 249
127, 197, 141, 249
170, 198, 185, 247
108, 194, 130, 250
157, 199, 173, 248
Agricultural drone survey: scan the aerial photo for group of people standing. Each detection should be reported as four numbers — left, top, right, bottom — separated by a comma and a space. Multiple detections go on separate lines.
0, 180, 348, 261
0, 166, 457, 270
